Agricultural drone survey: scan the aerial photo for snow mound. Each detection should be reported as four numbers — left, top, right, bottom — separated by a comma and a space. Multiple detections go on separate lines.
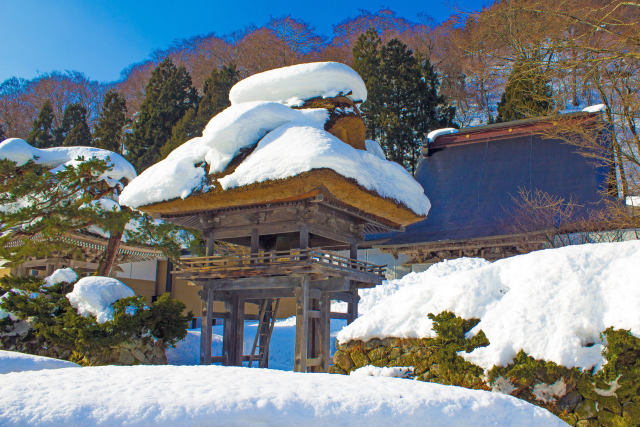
218, 123, 430, 215
0, 365, 563, 426
626, 196, 639, 207
0, 350, 79, 374
337, 241, 640, 372
229, 62, 367, 106
0, 138, 136, 185
350, 365, 414, 378
66, 276, 135, 323
427, 127, 458, 142
582, 104, 606, 113
43, 268, 77, 288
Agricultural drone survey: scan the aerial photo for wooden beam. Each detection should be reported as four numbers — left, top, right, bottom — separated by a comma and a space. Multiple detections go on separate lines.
299, 223, 309, 250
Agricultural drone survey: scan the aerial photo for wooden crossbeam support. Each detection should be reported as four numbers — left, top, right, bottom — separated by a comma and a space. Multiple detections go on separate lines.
319, 291, 331, 372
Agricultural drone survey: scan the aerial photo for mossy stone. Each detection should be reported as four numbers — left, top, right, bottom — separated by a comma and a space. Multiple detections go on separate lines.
329, 364, 346, 375
388, 347, 401, 360
367, 347, 386, 361
575, 399, 597, 420
597, 410, 627, 427
364, 339, 382, 351
560, 413, 578, 426
577, 378, 599, 400
622, 402, 640, 425
575, 420, 599, 427
397, 353, 416, 366
597, 395, 622, 414
350, 350, 369, 368
334, 350, 354, 372
370, 357, 389, 367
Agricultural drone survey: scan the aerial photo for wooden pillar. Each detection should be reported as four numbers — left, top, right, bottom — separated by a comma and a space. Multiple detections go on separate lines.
318, 291, 331, 372
224, 294, 244, 366
294, 276, 309, 372
299, 223, 309, 249
250, 228, 259, 263
347, 241, 359, 324
205, 229, 215, 256
200, 284, 214, 365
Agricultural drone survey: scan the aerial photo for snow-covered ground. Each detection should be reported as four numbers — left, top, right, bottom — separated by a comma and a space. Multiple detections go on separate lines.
0, 350, 79, 374
338, 240, 640, 372
0, 364, 564, 426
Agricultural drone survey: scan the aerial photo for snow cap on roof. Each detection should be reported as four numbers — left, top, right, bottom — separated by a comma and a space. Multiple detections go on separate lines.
229, 62, 367, 107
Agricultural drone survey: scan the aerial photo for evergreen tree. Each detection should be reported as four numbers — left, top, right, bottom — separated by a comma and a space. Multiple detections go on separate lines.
26, 101, 55, 148
161, 63, 239, 158
125, 58, 198, 171
94, 90, 127, 153
352, 28, 383, 140
353, 33, 456, 172
496, 59, 554, 123
0, 122, 5, 141
55, 103, 92, 146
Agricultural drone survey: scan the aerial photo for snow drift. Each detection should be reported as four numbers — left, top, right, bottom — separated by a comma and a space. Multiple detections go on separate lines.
337, 241, 640, 372
0, 350, 78, 374
0, 365, 563, 426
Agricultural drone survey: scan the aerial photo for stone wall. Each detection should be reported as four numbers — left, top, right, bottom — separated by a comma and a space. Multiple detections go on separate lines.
332, 330, 640, 427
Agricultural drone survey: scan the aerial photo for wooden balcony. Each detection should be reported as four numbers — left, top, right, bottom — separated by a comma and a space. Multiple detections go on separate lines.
173, 248, 386, 283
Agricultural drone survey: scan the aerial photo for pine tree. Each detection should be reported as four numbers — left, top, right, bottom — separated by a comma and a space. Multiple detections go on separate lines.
27, 101, 55, 148
94, 90, 127, 153
55, 103, 92, 146
160, 63, 239, 158
0, 123, 5, 141
354, 34, 456, 172
496, 59, 554, 123
125, 58, 198, 171
352, 28, 383, 140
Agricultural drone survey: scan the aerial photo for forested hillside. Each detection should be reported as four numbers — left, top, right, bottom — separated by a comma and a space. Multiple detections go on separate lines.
1, 2, 637, 189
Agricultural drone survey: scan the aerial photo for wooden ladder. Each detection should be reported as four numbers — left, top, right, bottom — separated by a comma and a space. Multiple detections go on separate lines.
247, 298, 280, 368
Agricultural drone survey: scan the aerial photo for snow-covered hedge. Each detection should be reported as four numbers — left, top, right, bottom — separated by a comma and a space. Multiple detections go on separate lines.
0, 270, 191, 365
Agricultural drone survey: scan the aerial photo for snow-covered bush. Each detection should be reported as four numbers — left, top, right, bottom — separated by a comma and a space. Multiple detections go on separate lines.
0, 270, 192, 365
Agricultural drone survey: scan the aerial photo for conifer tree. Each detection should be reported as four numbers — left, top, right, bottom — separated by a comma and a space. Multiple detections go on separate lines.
0, 123, 5, 141
496, 59, 554, 123
55, 103, 92, 146
94, 90, 127, 153
353, 33, 456, 172
161, 63, 239, 157
27, 101, 56, 148
125, 58, 198, 171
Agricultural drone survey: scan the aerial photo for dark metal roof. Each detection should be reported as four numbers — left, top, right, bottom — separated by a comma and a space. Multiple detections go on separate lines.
376, 113, 611, 247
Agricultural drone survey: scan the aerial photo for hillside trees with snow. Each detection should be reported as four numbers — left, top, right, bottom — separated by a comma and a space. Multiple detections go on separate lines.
125, 58, 198, 171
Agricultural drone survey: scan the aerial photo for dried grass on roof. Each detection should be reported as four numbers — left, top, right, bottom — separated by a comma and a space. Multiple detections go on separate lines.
140, 168, 423, 227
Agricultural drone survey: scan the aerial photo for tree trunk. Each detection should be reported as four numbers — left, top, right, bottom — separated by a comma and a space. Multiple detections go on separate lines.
96, 230, 123, 276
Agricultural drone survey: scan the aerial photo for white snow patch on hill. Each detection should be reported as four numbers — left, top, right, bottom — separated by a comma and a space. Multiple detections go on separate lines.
229, 62, 367, 106
0, 138, 136, 185
66, 276, 135, 323
337, 241, 640, 372
0, 350, 78, 374
0, 365, 564, 426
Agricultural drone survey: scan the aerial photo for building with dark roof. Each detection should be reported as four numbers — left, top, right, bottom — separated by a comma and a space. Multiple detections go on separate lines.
373, 111, 611, 265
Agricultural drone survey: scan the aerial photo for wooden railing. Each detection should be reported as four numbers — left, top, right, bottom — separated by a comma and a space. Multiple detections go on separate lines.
174, 248, 386, 277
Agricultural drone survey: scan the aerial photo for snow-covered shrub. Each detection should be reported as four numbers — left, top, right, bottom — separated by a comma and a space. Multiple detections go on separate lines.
0, 272, 192, 365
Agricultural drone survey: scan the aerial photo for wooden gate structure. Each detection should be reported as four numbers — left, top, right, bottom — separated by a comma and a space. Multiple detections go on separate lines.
167, 193, 394, 372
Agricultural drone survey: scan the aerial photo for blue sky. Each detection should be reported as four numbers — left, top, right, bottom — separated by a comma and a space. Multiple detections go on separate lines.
1, 0, 488, 84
